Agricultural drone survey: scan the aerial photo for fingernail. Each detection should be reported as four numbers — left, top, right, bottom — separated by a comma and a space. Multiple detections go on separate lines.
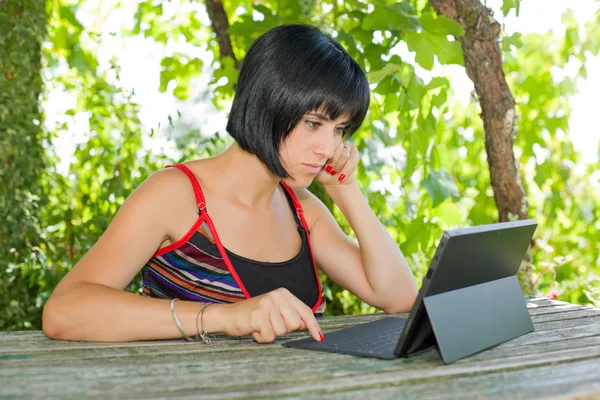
338, 174, 346, 181
325, 166, 333, 173
331, 170, 337, 175
319, 332, 324, 342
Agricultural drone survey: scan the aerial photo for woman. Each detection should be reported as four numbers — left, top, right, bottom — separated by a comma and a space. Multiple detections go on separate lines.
42, 24, 418, 344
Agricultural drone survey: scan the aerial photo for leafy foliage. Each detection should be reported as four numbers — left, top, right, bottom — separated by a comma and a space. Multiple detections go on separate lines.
1, 0, 599, 330
0, 0, 48, 330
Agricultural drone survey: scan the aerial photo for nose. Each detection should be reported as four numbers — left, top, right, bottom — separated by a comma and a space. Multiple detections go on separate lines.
314, 134, 335, 159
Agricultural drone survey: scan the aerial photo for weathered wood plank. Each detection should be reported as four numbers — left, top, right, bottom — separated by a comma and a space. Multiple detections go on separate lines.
0, 315, 403, 354
2, 337, 600, 398
3, 327, 600, 371
276, 359, 600, 400
528, 304, 591, 316
1, 306, 598, 357
530, 308, 600, 323
533, 315, 600, 332
1, 297, 597, 400
6, 344, 600, 399
2, 306, 599, 362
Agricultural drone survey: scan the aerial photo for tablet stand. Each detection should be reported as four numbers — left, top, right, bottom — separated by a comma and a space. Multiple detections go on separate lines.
423, 275, 534, 364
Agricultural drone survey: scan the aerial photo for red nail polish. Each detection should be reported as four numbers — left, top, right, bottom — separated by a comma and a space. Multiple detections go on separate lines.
338, 174, 345, 181
331, 170, 337, 175
325, 166, 333, 173
319, 332, 324, 342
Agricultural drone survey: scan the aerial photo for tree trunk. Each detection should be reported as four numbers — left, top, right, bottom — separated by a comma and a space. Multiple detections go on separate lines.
429, 0, 528, 223
429, 0, 533, 293
204, 0, 239, 69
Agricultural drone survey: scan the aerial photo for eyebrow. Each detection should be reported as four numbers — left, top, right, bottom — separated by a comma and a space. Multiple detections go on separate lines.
308, 112, 351, 125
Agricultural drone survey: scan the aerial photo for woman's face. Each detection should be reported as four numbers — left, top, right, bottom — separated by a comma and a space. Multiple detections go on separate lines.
279, 110, 350, 188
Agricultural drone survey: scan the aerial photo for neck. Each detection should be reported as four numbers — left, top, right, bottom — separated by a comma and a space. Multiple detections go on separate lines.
210, 141, 281, 210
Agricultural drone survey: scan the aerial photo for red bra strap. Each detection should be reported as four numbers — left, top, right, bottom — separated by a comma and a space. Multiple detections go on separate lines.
279, 180, 324, 313
279, 181, 307, 223
166, 164, 207, 211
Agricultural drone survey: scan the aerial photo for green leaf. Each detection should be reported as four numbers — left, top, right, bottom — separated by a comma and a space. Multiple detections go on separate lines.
383, 93, 400, 115
362, 2, 421, 31
406, 78, 425, 109
59, 6, 84, 31
426, 77, 450, 91
423, 169, 460, 207
419, 13, 464, 37
401, 219, 431, 255
502, 33, 523, 52
159, 55, 203, 98
430, 146, 441, 170
431, 91, 447, 108
432, 201, 463, 226
403, 30, 464, 70
403, 129, 427, 179
52, 26, 68, 51
501, 0, 520, 17
367, 64, 403, 83
403, 30, 433, 70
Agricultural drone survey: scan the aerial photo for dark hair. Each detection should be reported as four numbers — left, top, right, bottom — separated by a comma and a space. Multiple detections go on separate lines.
226, 23, 370, 178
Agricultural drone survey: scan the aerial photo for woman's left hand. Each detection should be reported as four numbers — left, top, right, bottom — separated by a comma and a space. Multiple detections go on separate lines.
316, 140, 358, 187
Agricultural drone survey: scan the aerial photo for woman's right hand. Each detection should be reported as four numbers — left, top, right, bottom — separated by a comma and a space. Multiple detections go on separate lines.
219, 288, 323, 343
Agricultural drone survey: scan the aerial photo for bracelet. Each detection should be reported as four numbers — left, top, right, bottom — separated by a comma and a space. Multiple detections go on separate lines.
170, 298, 195, 342
195, 302, 212, 344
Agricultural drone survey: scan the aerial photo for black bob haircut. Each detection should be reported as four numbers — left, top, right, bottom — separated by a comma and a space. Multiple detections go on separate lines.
226, 23, 371, 178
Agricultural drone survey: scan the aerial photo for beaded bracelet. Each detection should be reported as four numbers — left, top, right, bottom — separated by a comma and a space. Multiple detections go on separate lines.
170, 298, 195, 342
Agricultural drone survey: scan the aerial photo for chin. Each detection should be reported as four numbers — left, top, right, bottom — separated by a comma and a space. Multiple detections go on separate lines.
282, 175, 313, 190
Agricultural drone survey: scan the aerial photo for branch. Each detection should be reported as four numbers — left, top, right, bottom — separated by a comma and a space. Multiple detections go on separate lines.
204, 0, 239, 70
429, 0, 528, 223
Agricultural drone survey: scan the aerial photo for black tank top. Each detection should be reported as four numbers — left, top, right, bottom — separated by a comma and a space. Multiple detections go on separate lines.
140, 164, 325, 315
225, 188, 319, 306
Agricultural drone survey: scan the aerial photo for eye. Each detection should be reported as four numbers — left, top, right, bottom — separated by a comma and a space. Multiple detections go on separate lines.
305, 120, 320, 129
335, 126, 349, 136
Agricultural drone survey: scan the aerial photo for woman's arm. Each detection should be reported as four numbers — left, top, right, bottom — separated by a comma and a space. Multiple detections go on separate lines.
298, 139, 418, 314
42, 168, 213, 341
300, 185, 418, 314
43, 168, 322, 343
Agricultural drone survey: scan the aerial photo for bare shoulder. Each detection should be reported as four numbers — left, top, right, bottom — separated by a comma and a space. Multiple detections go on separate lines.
138, 167, 196, 210
47, 165, 204, 297
289, 187, 330, 229
140, 165, 204, 236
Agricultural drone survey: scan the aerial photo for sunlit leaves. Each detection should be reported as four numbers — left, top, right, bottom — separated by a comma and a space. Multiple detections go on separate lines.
6, 0, 599, 331
431, 201, 463, 226
501, 0, 521, 17
211, 56, 239, 104
423, 169, 460, 207
228, 4, 282, 52
402, 12, 465, 70
501, 32, 523, 52
419, 12, 464, 37
159, 54, 203, 99
361, 2, 420, 31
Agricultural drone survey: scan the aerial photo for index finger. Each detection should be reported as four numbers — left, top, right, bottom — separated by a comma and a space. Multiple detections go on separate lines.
293, 299, 323, 342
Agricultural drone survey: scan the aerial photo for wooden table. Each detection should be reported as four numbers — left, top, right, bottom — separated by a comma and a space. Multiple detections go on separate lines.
1, 297, 600, 399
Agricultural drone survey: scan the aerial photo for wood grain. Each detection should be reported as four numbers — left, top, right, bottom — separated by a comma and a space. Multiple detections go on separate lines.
1, 297, 598, 399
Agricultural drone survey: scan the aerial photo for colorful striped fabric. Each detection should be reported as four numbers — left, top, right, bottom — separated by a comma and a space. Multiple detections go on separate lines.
140, 164, 326, 315
141, 218, 247, 303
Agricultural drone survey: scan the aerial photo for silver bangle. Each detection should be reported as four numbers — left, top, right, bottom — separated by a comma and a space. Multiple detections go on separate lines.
195, 302, 212, 344
170, 298, 195, 342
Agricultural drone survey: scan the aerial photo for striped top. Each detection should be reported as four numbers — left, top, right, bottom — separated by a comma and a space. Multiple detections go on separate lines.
141, 164, 326, 315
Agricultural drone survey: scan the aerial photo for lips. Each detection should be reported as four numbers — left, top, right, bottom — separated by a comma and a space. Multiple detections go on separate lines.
302, 163, 324, 174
